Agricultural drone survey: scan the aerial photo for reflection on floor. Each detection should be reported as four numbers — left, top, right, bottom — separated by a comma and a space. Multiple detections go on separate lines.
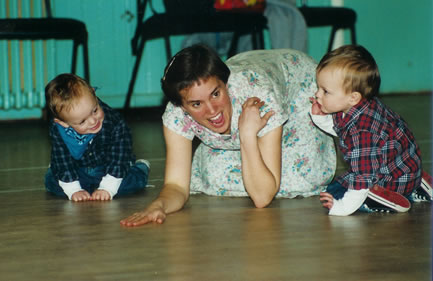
0, 94, 431, 280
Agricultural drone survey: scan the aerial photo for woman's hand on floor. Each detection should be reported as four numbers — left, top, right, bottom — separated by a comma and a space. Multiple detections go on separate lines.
120, 205, 167, 227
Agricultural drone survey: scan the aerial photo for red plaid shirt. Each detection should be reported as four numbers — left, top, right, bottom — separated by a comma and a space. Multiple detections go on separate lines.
333, 97, 422, 196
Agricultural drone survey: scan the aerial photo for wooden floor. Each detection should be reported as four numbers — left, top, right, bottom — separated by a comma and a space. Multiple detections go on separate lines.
0, 94, 431, 281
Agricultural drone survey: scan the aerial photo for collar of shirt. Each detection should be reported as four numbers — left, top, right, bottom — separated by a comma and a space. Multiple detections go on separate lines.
55, 123, 95, 160
333, 98, 374, 134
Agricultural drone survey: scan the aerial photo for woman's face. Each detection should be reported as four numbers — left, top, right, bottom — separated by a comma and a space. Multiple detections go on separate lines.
180, 76, 232, 135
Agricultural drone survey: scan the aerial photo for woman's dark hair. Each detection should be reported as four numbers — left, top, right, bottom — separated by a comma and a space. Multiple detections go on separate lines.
161, 44, 230, 106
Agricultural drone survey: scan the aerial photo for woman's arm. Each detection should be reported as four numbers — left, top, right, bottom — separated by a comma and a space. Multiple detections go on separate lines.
120, 126, 192, 226
239, 97, 282, 208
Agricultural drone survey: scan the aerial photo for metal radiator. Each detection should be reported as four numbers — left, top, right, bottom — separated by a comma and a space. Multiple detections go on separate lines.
0, 0, 52, 111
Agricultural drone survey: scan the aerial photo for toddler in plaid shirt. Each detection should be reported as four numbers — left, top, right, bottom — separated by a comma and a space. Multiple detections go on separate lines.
309, 45, 432, 216
44, 73, 149, 202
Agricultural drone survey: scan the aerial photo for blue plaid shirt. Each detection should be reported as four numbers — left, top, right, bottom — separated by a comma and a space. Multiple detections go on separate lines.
49, 100, 135, 183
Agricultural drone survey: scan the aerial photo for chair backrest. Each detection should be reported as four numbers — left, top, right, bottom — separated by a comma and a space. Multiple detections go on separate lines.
2, 0, 50, 19
162, 0, 214, 15
0, 0, 55, 111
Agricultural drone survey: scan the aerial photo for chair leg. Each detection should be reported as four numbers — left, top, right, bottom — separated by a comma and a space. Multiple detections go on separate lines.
327, 26, 338, 52
350, 25, 357, 45
82, 41, 90, 82
228, 32, 240, 58
124, 37, 146, 111
258, 29, 264, 49
71, 40, 79, 75
163, 36, 172, 61
252, 28, 264, 50
251, 31, 258, 50
328, 25, 357, 52
71, 40, 90, 83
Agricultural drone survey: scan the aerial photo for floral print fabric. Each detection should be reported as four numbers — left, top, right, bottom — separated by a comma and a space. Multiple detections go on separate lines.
162, 49, 336, 198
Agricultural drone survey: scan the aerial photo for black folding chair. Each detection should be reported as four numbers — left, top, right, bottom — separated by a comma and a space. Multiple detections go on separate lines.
299, 5, 357, 52
124, 0, 267, 110
0, 0, 90, 82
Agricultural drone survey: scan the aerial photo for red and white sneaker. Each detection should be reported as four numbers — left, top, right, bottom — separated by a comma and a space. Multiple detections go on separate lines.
367, 185, 411, 212
413, 171, 433, 202
420, 170, 433, 199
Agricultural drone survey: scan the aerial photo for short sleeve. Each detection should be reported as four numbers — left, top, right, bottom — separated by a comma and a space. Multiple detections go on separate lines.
226, 57, 289, 138
162, 102, 195, 140
256, 94, 287, 138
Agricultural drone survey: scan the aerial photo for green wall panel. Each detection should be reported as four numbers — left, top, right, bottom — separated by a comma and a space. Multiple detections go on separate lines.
1, 0, 431, 120
344, 0, 433, 93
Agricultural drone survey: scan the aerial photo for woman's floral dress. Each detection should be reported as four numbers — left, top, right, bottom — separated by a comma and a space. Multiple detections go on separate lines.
162, 49, 336, 198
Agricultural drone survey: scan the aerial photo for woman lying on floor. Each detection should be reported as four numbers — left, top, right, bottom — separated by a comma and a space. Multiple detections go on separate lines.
121, 44, 336, 226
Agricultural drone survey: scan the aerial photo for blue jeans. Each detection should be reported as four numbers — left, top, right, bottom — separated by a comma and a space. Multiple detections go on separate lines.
45, 162, 149, 199
326, 181, 347, 200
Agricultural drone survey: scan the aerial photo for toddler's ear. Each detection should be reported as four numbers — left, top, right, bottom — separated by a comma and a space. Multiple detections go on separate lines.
54, 118, 69, 128
349, 91, 362, 106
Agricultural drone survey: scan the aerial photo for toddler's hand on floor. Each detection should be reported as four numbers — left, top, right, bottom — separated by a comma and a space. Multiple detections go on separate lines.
71, 190, 91, 202
319, 192, 334, 209
91, 189, 111, 201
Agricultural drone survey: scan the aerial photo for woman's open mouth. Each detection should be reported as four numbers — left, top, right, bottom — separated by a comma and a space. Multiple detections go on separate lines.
209, 112, 224, 128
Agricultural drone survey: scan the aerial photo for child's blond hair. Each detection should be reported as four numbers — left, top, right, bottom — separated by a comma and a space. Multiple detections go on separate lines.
317, 45, 381, 99
45, 73, 96, 120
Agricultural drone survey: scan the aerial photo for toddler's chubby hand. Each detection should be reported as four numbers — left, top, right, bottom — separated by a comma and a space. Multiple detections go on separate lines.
71, 190, 91, 202
319, 192, 334, 210
91, 189, 111, 201
309, 97, 326, 116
